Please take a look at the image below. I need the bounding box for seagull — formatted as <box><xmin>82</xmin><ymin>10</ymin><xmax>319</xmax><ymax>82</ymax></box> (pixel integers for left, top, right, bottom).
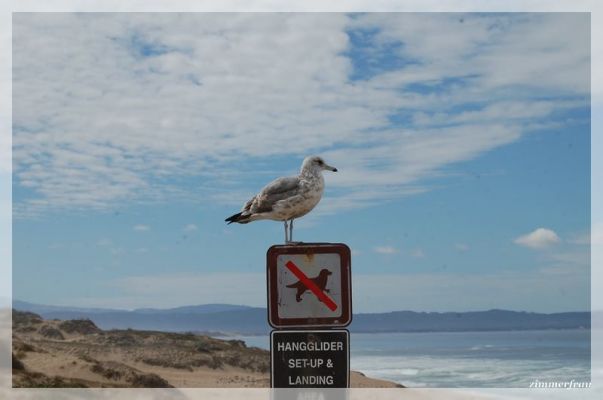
<box><xmin>225</xmin><ymin>156</ymin><xmax>337</xmax><ymax>243</ymax></box>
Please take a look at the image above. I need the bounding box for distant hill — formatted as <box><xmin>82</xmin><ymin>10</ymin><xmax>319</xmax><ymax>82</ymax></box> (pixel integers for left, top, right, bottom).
<box><xmin>13</xmin><ymin>300</ymin><xmax>590</xmax><ymax>335</ymax></box>
<box><xmin>13</xmin><ymin>300</ymin><xmax>252</xmax><ymax>315</ymax></box>
<box><xmin>351</xmin><ymin>309</ymin><xmax>590</xmax><ymax>333</ymax></box>
<box><xmin>12</xmin><ymin>300</ymin><xmax>123</xmax><ymax>315</ymax></box>
<box><xmin>14</xmin><ymin>300</ymin><xmax>267</xmax><ymax>334</ymax></box>
<box><xmin>133</xmin><ymin>304</ymin><xmax>253</xmax><ymax>314</ymax></box>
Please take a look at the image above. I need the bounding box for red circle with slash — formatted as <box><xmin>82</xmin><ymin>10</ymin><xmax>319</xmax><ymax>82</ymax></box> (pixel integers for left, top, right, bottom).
<box><xmin>267</xmin><ymin>243</ymin><xmax>352</xmax><ymax>328</ymax></box>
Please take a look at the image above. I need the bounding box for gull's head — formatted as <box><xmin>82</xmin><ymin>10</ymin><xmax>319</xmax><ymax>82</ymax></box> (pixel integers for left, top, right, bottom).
<box><xmin>301</xmin><ymin>156</ymin><xmax>338</xmax><ymax>174</ymax></box>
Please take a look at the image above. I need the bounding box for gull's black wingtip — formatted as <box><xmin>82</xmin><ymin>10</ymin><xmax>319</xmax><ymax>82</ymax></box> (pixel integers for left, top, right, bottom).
<box><xmin>225</xmin><ymin>212</ymin><xmax>243</xmax><ymax>224</ymax></box>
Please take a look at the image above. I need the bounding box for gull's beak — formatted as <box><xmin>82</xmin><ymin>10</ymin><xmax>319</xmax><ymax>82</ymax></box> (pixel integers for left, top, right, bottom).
<box><xmin>326</xmin><ymin>164</ymin><xmax>337</xmax><ymax>172</ymax></box>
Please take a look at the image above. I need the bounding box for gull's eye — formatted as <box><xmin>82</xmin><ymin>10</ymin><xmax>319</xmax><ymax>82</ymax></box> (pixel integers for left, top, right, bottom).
<box><xmin>317</xmin><ymin>159</ymin><xmax>324</xmax><ymax>165</ymax></box>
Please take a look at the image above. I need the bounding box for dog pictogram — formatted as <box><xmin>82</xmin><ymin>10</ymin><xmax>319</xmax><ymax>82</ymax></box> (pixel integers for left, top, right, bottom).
<box><xmin>286</xmin><ymin>268</ymin><xmax>332</xmax><ymax>302</ymax></box>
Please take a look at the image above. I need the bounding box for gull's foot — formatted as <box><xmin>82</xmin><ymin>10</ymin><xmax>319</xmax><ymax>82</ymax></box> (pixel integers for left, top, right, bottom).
<box><xmin>285</xmin><ymin>241</ymin><xmax>304</xmax><ymax>246</ymax></box>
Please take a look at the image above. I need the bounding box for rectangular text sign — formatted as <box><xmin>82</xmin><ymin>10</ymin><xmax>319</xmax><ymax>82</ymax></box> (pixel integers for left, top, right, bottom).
<box><xmin>271</xmin><ymin>330</ymin><xmax>349</xmax><ymax>388</ymax></box>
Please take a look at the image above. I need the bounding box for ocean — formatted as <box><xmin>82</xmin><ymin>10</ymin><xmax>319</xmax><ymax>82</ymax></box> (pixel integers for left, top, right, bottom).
<box><xmin>220</xmin><ymin>329</ymin><xmax>591</xmax><ymax>388</ymax></box>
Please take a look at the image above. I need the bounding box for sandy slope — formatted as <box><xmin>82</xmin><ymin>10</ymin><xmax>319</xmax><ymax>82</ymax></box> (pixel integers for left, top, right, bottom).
<box><xmin>11</xmin><ymin>310</ymin><xmax>399</xmax><ymax>388</ymax></box>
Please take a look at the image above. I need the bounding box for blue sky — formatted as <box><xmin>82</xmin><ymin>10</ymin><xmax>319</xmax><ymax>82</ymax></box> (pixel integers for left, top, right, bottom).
<box><xmin>11</xmin><ymin>13</ymin><xmax>590</xmax><ymax>312</ymax></box>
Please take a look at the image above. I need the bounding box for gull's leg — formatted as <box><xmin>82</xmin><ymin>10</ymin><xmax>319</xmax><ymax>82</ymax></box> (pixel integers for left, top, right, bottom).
<box><xmin>289</xmin><ymin>219</ymin><xmax>294</xmax><ymax>242</ymax></box>
<box><xmin>284</xmin><ymin>220</ymin><xmax>289</xmax><ymax>243</ymax></box>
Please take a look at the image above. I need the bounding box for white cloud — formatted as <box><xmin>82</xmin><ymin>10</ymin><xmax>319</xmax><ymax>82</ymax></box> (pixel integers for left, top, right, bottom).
<box><xmin>11</xmin><ymin>13</ymin><xmax>589</xmax><ymax>216</ymax></box>
<box><xmin>374</xmin><ymin>246</ymin><xmax>398</xmax><ymax>255</ymax></box>
<box><xmin>183</xmin><ymin>223</ymin><xmax>198</xmax><ymax>232</ymax></box>
<box><xmin>133</xmin><ymin>224</ymin><xmax>150</xmax><ymax>232</ymax></box>
<box><xmin>514</xmin><ymin>227</ymin><xmax>561</xmax><ymax>249</ymax></box>
<box><xmin>355</xmin><ymin>13</ymin><xmax>589</xmax><ymax>94</ymax></box>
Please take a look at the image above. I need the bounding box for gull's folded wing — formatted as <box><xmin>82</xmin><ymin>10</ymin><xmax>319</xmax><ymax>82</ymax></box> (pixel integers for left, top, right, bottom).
<box><xmin>251</xmin><ymin>176</ymin><xmax>301</xmax><ymax>213</ymax></box>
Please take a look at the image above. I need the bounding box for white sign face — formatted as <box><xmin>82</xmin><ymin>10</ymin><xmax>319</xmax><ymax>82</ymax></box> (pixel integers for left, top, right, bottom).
<box><xmin>267</xmin><ymin>243</ymin><xmax>351</xmax><ymax>328</ymax></box>
<box><xmin>276</xmin><ymin>253</ymin><xmax>343</xmax><ymax>319</ymax></box>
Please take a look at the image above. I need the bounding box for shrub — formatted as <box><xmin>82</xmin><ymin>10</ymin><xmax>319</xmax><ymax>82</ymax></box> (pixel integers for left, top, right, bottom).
<box><xmin>129</xmin><ymin>373</ymin><xmax>173</xmax><ymax>388</ymax></box>
<box><xmin>38</xmin><ymin>325</ymin><xmax>64</xmax><ymax>340</ymax></box>
<box><xmin>58</xmin><ymin>319</ymin><xmax>100</xmax><ymax>335</ymax></box>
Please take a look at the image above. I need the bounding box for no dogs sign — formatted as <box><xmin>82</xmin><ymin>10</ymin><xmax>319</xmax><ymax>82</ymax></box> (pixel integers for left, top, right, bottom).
<box><xmin>267</xmin><ymin>243</ymin><xmax>351</xmax><ymax>328</ymax></box>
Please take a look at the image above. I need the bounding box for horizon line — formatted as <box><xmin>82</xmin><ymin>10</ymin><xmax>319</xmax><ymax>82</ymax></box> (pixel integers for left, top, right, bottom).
<box><xmin>11</xmin><ymin>298</ymin><xmax>593</xmax><ymax>315</ymax></box>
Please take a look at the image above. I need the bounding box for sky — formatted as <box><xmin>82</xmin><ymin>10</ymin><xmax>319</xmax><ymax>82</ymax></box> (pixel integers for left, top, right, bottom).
<box><xmin>11</xmin><ymin>12</ymin><xmax>591</xmax><ymax>313</ymax></box>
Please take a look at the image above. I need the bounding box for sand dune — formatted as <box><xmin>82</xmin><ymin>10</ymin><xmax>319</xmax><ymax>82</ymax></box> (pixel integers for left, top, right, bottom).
<box><xmin>11</xmin><ymin>310</ymin><xmax>399</xmax><ymax>388</ymax></box>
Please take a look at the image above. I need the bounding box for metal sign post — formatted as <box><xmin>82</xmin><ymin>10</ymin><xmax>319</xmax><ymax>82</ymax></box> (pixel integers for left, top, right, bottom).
<box><xmin>268</xmin><ymin>243</ymin><xmax>352</xmax><ymax>388</ymax></box>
